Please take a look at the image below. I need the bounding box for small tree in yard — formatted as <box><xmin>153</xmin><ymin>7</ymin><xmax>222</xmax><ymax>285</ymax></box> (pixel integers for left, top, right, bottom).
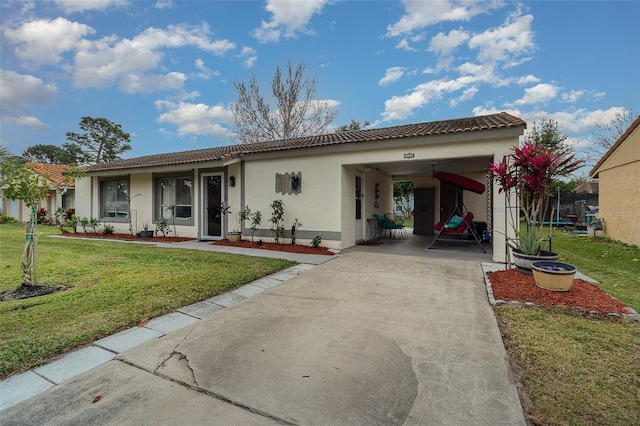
<box><xmin>1</xmin><ymin>164</ymin><xmax>85</xmax><ymax>288</ymax></box>
<box><xmin>269</xmin><ymin>200</ymin><xmax>285</xmax><ymax>244</ymax></box>
<box><xmin>1</xmin><ymin>165</ymin><xmax>51</xmax><ymax>287</ymax></box>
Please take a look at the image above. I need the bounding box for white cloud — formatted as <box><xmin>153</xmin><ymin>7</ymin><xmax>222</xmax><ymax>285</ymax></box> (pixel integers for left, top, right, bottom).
<box><xmin>472</xmin><ymin>105</ymin><xmax>628</xmax><ymax>136</ymax></box>
<box><xmin>516</xmin><ymin>74</ymin><xmax>540</xmax><ymax>85</ymax></box>
<box><xmin>381</xmin><ymin>75</ymin><xmax>481</xmax><ymax>121</ymax></box>
<box><xmin>7</xmin><ymin>115</ymin><xmax>50</xmax><ymax>131</ymax></box>
<box><xmin>562</xmin><ymin>90</ymin><xmax>584</xmax><ymax>103</ymax></box>
<box><xmin>119</xmin><ymin>72</ymin><xmax>187</xmax><ymax>94</ymax></box>
<box><xmin>73</xmin><ymin>24</ymin><xmax>235</xmax><ymax>92</ymax></box>
<box><xmin>468</xmin><ymin>13</ymin><xmax>535</xmax><ymax>64</ymax></box>
<box><xmin>514</xmin><ymin>83</ymin><xmax>558</xmax><ymax>105</ymax></box>
<box><xmin>153</xmin><ymin>0</ymin><xmax>174</xmax><ymax>9</ymax></box>
<box><xmin>237</xmin><ymin>46</ymin><xmax>258</xmax><ymax>68</ymax></box>
<box><xmin>449</xmin><ymin>86</ymin><xmax>478</xmax><ymax>107</ymax></box>
<box><xmin>387</xmin><ymin>0</ymin><xmax>503</xmax><ymax>37</ymax></box>
<box><xmin>53</xmin><ymin>0</ymin><xmax>128</xmax><ymax>13</ymax></box>
<box><xmin>0</xmin><ymin>70</ymin><xmax>57</xmax><ymax>124</ymax></box>
<box><xmin>155</xmin><ymin>100</ymin><xmax>234</xmax><ymax>139</ymax></box>
<box><xmin>3</xmin><ymin>17</ymin><xmax>95</xmax><ymax>67</ymax></box>
<box><xmin>379</xmin><ymin>67</ymin><xmax>406</xmax><ymax>86</ymax></box>
<box><xmin>252</xmin><ymin>0</ymin><xmax>331</xmax><ymax>43</ymax></box>
<box><xmin>429</xmin><ymin>29</ymin><xmax>469</xmax><ymax>56</ymax></box>
<box><xmin>395</xmin><ymin>38</ymin><xmax>416</xmax><ymax>52</ymax></box>
<box><xmin>194</xmin><ymin>58</ymin><xmax>219</xmax><ymax>80</ymax></box>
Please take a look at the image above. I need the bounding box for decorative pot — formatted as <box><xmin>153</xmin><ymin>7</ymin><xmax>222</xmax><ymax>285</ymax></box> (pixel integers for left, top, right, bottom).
<box><xmin>227</xmin><ymin>232</ymin><xmax>241</xmax><ymax>243</ymax></box>
<box><xmin>512</xmin><ymin>249</ymin><xmax>559</xmax><ymax>275</ymax></box>
<box><xmin>531</xmin><ymin>261</ymin><xmax>576</xmax><ymax>292</ymax></box>
<box><xmin>140</xmin><ymin>230</ymin><xmax>155</xmax><ymax>238</ymax></box>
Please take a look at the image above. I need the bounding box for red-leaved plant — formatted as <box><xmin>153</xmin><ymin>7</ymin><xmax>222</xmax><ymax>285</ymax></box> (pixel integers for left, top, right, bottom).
<box><xmin>489</xmin><ymin>141</ymin><xmax>582</xmax><ymax>254</ymax></box>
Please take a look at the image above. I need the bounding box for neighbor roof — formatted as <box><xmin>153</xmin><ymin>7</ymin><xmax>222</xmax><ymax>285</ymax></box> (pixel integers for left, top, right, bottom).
<box><xmin>27</xmin><ymin>163</ymin><xmax>74</xmax><ymax>187</ymax></box>
<box><xmin>89</xmin><ymin>112</ymin><xmax>525</xmax><ymax>173</ymax></box>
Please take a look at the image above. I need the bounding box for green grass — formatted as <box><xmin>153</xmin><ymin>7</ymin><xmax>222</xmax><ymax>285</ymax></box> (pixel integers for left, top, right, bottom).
<box><xmin>497</xmin><ymin>230</ymin><xmax>640</xmax><ymax>425</ymax></box>
<box><xmin>0</xmin><ymin>223</ymin><xmax>295</xmax><ymax>379</ymax></box>
<box><xmin>551</xmin><ymin>230</ymin><xmax>640</xmax><ymax>311</ymax></box>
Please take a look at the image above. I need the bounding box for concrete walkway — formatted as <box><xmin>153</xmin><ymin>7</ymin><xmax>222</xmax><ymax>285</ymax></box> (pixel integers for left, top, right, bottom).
<box><xmin>1</xmin><ymin>244</ymin><xmax>526</xmax><ymax>425</ymax></box>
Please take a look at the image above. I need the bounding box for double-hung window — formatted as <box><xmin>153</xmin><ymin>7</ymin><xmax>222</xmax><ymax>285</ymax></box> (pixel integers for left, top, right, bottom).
<box><xmin>101</xmin><ymin>178</ymin><xmax>129</xmax><ymax>220</ymax></box>
<box><xmin>157</xmin><ymin>175</ymin><xmax>193</xmax><ymax>224</ymax></box>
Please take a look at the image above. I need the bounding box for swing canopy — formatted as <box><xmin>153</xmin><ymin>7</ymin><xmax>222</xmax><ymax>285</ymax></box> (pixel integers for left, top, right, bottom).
<box><xmin>433</xmin><ymin>171</ymin><xmax>485</xmax><ymax>194</ymax></box>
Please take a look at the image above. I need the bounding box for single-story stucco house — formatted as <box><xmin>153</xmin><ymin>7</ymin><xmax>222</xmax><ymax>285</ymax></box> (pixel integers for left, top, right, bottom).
<box><xmin>1</xmin><ymin>162</ymin><xmax>76</xmax><ymax>222</ymax></box>
<box><xmin>75</xmin><ymin>112</ymin><xmax>526</xmax><ymax>262</ymax></box>
<box><xmin>590</xmin><ymin>114</ymin><xmax>640</xmax><ymax>247</ymax></box>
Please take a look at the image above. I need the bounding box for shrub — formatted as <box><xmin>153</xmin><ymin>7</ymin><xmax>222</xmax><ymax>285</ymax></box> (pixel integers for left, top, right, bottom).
<box><xmin>103</xmin><ymin>224</ymin><xmax>114</xmax><ymax>234</ymax></box>
<box><xmin>0</xmin><ymin>215</ymin><xmax>16</xmax><ymax>224</ymax></box>
<box><xmin>311</xmin><ymin>234</ymin><xmax>322</xmax><ymax>248</ymax></box>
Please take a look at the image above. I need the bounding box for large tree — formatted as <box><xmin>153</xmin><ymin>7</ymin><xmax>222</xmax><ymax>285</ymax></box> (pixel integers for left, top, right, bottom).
<box><xmin>527</xmin><ymin>119</ymin><xmax>572</xmax><ymax>156</ymax></box>
<box><xmin>65</xmin><ymin>117</ymin><xmax>131</xmax><ymax>164</ymax></box>
<box><xmin>587</xmin><ymin>109</ymin><xmax>637</xmax><ymax>166</ymax></box>
<box><xmin>22</xmin><ymin>143</ymin><xmax>82</xmax><ymax>164</ymax></box>
<box><xmin>232</xmin><ymin>60</ymin><xmax>337</xmax><ymax>144</ymax></box>
<box><xmin>335</xmin><ymin>119</ymin><xmax>370</xmax><ymax>132</ymax></box>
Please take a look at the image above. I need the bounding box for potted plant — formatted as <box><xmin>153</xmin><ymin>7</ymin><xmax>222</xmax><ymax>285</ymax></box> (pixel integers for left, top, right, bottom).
<box><xmin>140</xmin><ymin>220</ymin><xmax>154</xmax><ymax>238</ymax></box>
<box><xmin>489</xmin><ymin>141</ymin><xmax>581</xmax><ymax>274</ymax></box>
<box><xmin>531</xmin><ymin>260</ymin><xmax>577</xmax><ymax>291</ymax></box>
<box><xmin>220</xmin><ymin>203</ymin><xmax>241</xmax><ymax>242</ymax></box>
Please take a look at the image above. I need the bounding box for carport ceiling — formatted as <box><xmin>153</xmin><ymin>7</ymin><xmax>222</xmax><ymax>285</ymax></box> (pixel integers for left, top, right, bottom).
<box><xmin>366</xmin><ymin>155</ymin><xmax>494</xmax><ymax>179</ymax></box>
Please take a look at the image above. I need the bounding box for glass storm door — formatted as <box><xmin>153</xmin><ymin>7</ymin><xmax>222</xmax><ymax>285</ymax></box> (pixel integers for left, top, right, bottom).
<box><xmin>202</xmin><ymin>174</ymin><xmax>223</xmax><ymax>239</ymax></box>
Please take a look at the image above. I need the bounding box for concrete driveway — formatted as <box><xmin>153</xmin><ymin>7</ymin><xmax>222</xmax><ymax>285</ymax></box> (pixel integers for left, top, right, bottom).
<box><xmin>1</xmin><ymin>249</ymin><xmax>525</xmax><ymax>425</ymax></box>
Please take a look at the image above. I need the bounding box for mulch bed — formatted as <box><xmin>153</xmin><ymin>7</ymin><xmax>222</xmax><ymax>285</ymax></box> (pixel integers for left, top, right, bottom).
<box><xmin>488</xmin><ymin>268</ymin><xmax>631</xmax><ymax>316</ymax></box>
<box><xmin>59</xmin><ymin>233</ymin><xmax>195</xmax><ymax>243</ymax></box>
<box><xmin>213</xmin><ymin>239</ymin><xmax>335</xmax><ymax>256</ymax></box>
<box><xmin>1</xmin><ymin>283</ymin><xmax>67</xmax><ymax>301</ymax></box>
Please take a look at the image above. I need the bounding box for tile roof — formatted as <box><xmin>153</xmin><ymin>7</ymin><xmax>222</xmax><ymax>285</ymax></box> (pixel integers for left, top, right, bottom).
<box><xmin>89</xmin><ymin>112</ymin><xmax>525</xmax><ymax>173</ymax></box>
<box><xmin>27</xmin><ymin>163</ymin><xmax>74</xmax><ymax>187</ymax></box>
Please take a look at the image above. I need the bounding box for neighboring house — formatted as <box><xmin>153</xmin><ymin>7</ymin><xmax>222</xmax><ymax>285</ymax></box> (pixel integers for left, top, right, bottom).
<box><xmin>0</xmin><ymin>163</ymin><xmax>76</xmax><ymax>222</ymax></box>
<box><xmin>590</xmin><ymin>115</ymin><xmax>640</xmax><ymax>247</ymax></box>
<box><xmin>75</xmin><ymin>112</ymin><xmax>526</xmax><ymax>262</ymax></box>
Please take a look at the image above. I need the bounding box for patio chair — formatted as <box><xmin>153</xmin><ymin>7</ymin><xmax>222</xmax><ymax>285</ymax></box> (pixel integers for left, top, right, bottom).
<box><xmin>373</xmin><ymin>214</ymin><xmax>406</xmax><ymax>239</ymax></box>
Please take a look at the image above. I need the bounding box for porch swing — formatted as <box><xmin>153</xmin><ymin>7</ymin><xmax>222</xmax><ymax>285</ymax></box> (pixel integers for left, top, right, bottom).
<box><xmin>427</xmin><ymin>171</ymin><xmax>487</xmax><ymax>253</ymax></box>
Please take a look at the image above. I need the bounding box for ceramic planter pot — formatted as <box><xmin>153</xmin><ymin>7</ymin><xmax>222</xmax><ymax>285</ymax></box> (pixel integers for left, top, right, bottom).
<box><xmin>227</xmin><ymin>232</ymin><xmax>241</xmax><ymax>242</ymax></box>
<box><xmin>512</xmin><ymin>249</ymin><xmax>559</xmax><ymax>275</ymax></box>
<box><xmin>531</xmin><ymin>261</ymin><xmax>577</xmax><ymax>291</ymax></box>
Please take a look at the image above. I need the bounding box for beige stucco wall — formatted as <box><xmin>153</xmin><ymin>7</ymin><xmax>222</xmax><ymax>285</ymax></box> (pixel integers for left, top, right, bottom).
<box><xmin>597</xmin><ymin>160</ymin><xmax>640</xmax><ymax>247</ymax></box>
<box><xmin>593</xmin><ymin>120</ymin><xmax>639</xmax><ymax>247</ymax></box>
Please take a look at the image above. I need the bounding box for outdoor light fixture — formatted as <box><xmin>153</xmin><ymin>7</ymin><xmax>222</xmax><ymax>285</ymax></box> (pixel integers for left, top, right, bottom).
<box><xmin>229</xmin><ymin>176</ymin><xmax>236</xmax><ymax>187</ymax></box>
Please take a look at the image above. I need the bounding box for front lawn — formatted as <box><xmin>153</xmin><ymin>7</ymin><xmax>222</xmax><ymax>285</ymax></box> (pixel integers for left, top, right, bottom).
<box><xmin>497</xmin><ymin>230</ymin><xmax>640</xmax><ymax>425</ymax></box>
<box><xmin>0</xmin><ymin>223</ymin><xmax>295</xmax><ymax>379</ymax></box>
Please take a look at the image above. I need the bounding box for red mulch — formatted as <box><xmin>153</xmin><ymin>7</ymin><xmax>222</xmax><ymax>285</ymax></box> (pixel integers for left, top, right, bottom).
<box><xmin>59</xmin><ymin>232</ymin><xmax>196</xmax><ymax>243</ymax></box>
<box><xmin>488</xmin><ymin>269</ymin><xmax>630</xmax><ymax>316</ymax></box>
<box><xmin>213</xmin><ymin>239</ymin><xmax>334</xmax><ymax>256</ymax></box>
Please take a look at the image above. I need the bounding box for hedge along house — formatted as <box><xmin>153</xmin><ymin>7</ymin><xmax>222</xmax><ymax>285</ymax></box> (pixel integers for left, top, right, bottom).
<box><xmin>74</xmin><ymin>112</ymin><xmax>525</xmax><ymax>262</ymax></box>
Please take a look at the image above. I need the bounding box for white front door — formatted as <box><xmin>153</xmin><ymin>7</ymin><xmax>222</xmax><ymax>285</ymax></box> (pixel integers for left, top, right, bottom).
<box><xmin>201</xmin><ymin>173</ymin><xmax>224</xmax><ymax>240</ymax></box>
<box><xmin>355</xmin><ymin>173</ymin><xmax>363</xmax><ymax>241</ymax></box>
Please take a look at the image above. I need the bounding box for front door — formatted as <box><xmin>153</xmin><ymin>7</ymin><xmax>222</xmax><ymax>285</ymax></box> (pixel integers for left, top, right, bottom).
<box><xmin>355</xmin><ymin>174</ymin><xmax>363</xmax><ymax>241</ymax></box>
<box><xmin>201</xmin><ymin>173</ymin><xmax>224</xmax><ymax>240</ymax></box>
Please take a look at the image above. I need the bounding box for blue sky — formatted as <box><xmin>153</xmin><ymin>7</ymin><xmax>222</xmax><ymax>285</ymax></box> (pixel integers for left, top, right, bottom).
<box><xmin>1</xmin><ymin>0</ymin><xmax>638</xmax><ymax>165</ymax></box>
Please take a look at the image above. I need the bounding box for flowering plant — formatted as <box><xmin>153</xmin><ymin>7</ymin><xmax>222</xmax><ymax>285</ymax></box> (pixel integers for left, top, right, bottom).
<box><xmin>489</xmin><ymin>141</ymin><xmax>582</xmax><ymax>254</ymax></box>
